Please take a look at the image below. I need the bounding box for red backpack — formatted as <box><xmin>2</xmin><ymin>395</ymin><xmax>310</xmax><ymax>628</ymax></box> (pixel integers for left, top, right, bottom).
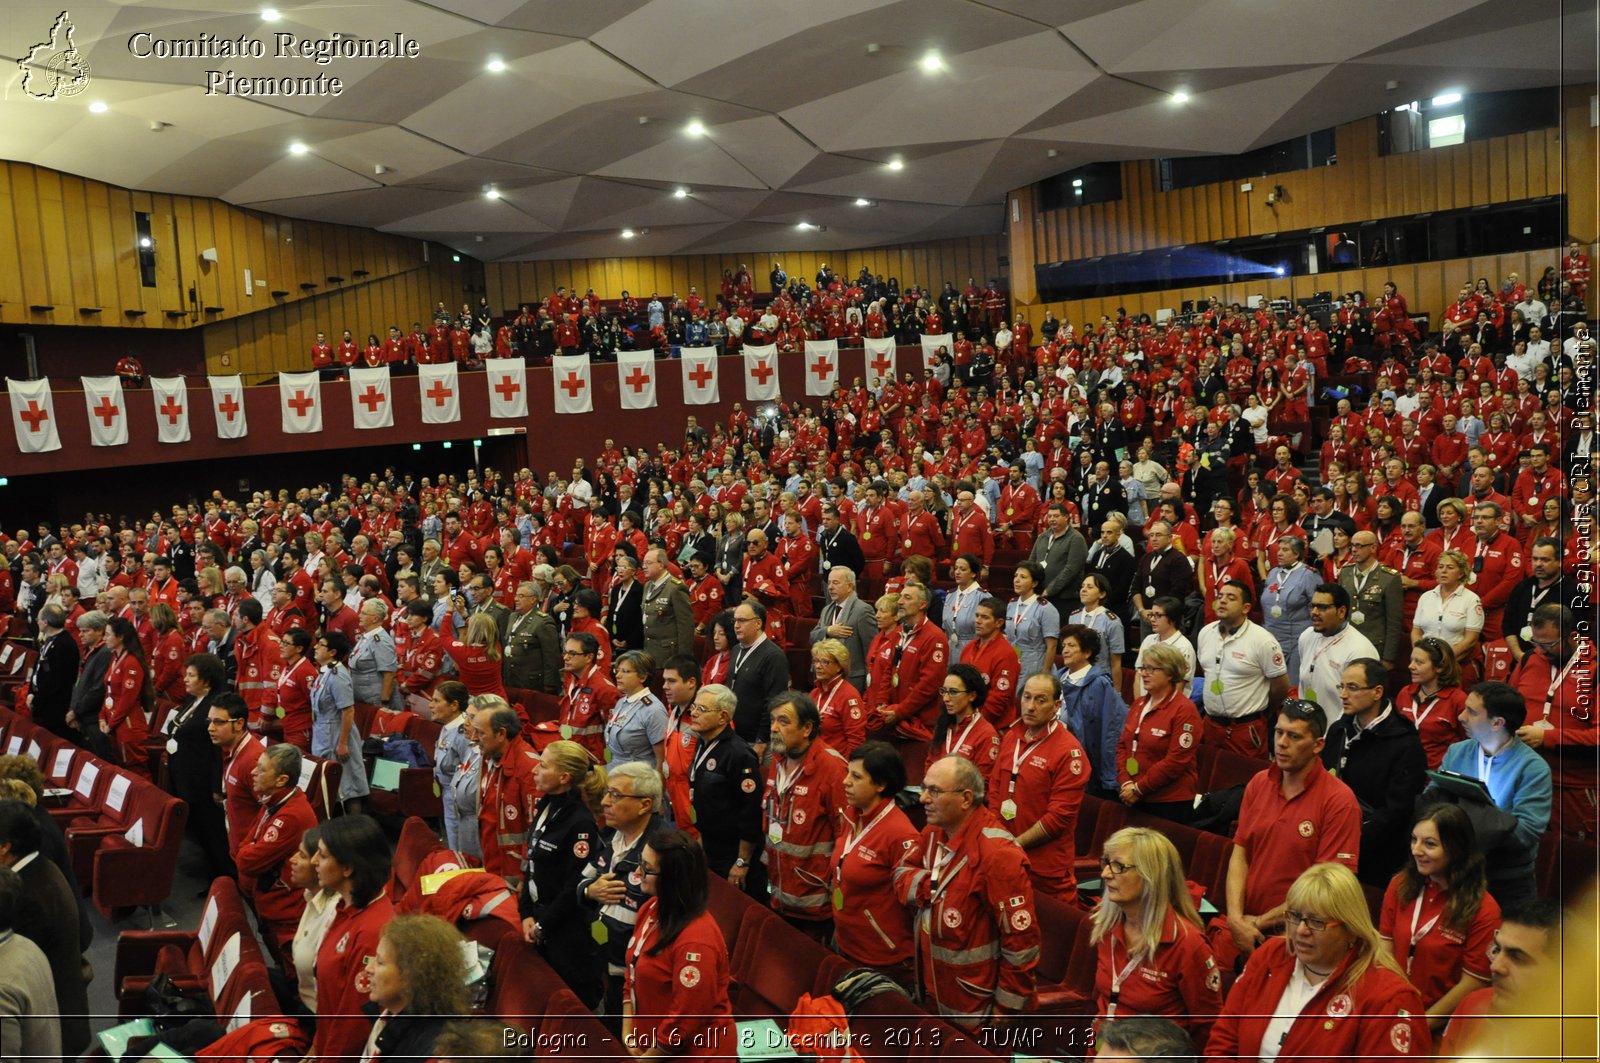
<box><xmin>787</xmin><ymin>993</ymin><xmax>861</xmax><ymax>1063</ymax></box>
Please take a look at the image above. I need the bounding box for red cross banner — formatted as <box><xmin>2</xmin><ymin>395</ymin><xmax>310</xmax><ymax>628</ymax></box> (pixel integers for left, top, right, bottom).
<box><xmin>864</xmin><ymin>337</ymin><xmax>897</xmax><ymax>390</ymax></box>
<box><xmin>150</xmin><ymin>376</ymin><xmax>190</xmax><ymax>444</ymax></box>
<box><xmin>920</xmin><ymin>333</ymin><xmax>953</xmax><ymax>372</ymax></box>
<box><xmin>348</xmin><ymin>366</ymin><xmax>394</xmax><ymax>430</ymax></box>
<box><xmin>804</xmin><ymin>339</ymin><xmax>839</xmax><ymax>397</ymax></box>
<box><xmin>617</xmin><ymin>351</ymin><xmax>657</xmax><ymax>411</ymax></box>
<box><xmin>81</xmin><ymin>376</ymin><xmax>129</xmax><ymax>447</ymax></box>
<box><xmin>207</xmin><ymin>375</ymin><xmax>248</xmax><ymax>439</ymax></box>
<box><xmin>552</xmin><ymin>353</ymin><xmax>592</xmax><ymax>414</ymax></box>
<box><xmin>418</xmin><ymin>363</ymin><xmax>460</xmax><ymax>425</ymax></box>
<box><xmin>743</xmin><ymin>344</ymin><xmax>780</xmax><ymax>402</ymax></box>
<box><xmin>485</xmin><ymin>357</ymin><xmax>527</xmax><ymax>419</ymax></box>
<box><xmin>680</xmin><ymin>347</ymin><xmax>718</xmax><ymax>406</ymax></box>
<box><xmin>7</xmin><ymin>376</ymin><xmax>61</xmax><ymax>454</ymax></box>
<box><xmin>278</xmin><ymin>371</ymin><xmax>323</xmax><ymax>434</ymax></box>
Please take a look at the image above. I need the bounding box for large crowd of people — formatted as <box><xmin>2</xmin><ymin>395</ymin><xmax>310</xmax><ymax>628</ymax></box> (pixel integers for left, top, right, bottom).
<box><xmin>0</xmin><ymin>243</ymin><xmax>1594</xmax><ymax>1062</ymax></box>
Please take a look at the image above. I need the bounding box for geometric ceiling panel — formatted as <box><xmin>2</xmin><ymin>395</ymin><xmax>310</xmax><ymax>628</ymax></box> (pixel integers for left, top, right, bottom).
<box><xmin>0</xmin><ymin>0</ymin><xmax>1588</xmax><ymax>261</ymax></box>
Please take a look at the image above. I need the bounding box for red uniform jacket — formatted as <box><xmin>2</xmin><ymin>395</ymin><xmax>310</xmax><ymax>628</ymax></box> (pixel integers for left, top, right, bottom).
<box><xmin>893</xmin><ymin>804</ymin><xmax>1039</xmax><ymax>1028</ymax></box>
<box><xmin>762</xmin><ymin>739</ymin><xmax>848</xmax><ymax>921</ymax></box>
<box><xmin>900</xmin><ymin>509</ymin><xmax>947</xmax><ymax>562</ymax></box>
<box><xmin>623</xmin><ymin>904</ymin><xmax>735</xmax><ymax>1060</ymax></box>
<box><xmin>960</xmin><ymin>634</ymin><xmax>1020</xmax><ymax>730</ymax></box>
<box><xmin>313</xmin><ymin>894</ymin><xmax>396</xmax><ymax>1063</ymax></box>
<box><xmin>775</xmin><ymin>534</ymin><xmax>817</xmax><ymax>612</ymax></box>
<box><xmin>560</xmin><ymin>665</ymin><xmax>619</xmax><ymax>761</ymax></box>
<box><xmin>397</xmin><ymin>626</ymin><xmax>445</xmax><ymax>697</ymax></box>
<box><xmin>740</xmin><ymin>551</ymin><xmax>790</xmax><ymax>622</ymax></box>
<box><xmin>235</xmin><ymin>787</ymin><xmax>317</xmax><ymax>946</ymax></box>
<box><xmin>831</xmin><ymin>800</ymin><xmax>921</xmax><ymax>968</ymax></box>
<box><xmin>234</xmin><ymin>625</ymin><xmax>281</xmax><ymax>729</ymax></box>
<box><xmin>948</xmin><ymin>507</ymin><xmax>995</xmax><ymax>566</ymax></box>
<box><xmin>813</xmin><ymin>677</ymin><xmax>867</xmax><ymax>758</ymax></box>
<box><xmin>151</xmin><ymin>629</ymin><xmax>186</xmax><ymax>701</ymax></box>
<box><xmin>1510</xmin><ymin>638</ymin><xmax>1598</xmax><ymax>790</ymax></box>
<box><xmin>855</xmin><ymin>504</ymin><xmax>891</xmax><ymax>562</ymax></box>
<box><xmin>688</xmin><ymin>575</ymin><xmax>724</xmax><ymax>629</ymax></box>
<box><xmin>275</xmin><ymin>658</ymin><xmax>317</xmax><ymax>751</ymax></box>
<box><xmin>1381</xmin><ymin>539</ymin><xmax>1442</xmax><ymax>629</ymax></box>
<box><xmin>221</xmin><ymin>733</ymin><xmax>265</xmax><ymax>856</ymax></box>
<box><xmin>478</xmin><ymin>733</ymin><xmax>541</xmax><ymax>887</ymax></box>
<box><xmin>990</xmin><ymin>721</ymin><xmax>1088</xmax><ymax>897</ymax></box>
<box><xmin>927</xmin><ymin>712</ymin><xmax>1001</xmax><ymax>777</ymax></box>
<box><xmin>1393</xmin><ymin>684</ymin><xmax>1467</xmax><ymax>771</ymax></box>
<box><xmin>102</xmin><ymin>649</ymin><xmax>149</xmax><ymax>753</ymax></box>
<box><xmin>1094</xmin><ymin>911</ymin><xmax>1223</xmax><ymax>1048</ymax></box>
<box><xmin>1469</xmin><ymin>532</ymin><xmax>1524</xmax><ymax>638</ymax></box>
<box><xmin>1207</xmin><ymin>943</ymin><xmax>1431</xmax><ymax>1062</ymax></box>
<box><xmin>662</xmin><ymin>709</ymin><xmax>699</xmax><ymax>840</ymax></box>
<box><xmin>1116</xmin><ymin>691</ymin><xmax>1202</xmax><ymax>805</ymax></box>
<box><xmin>870</xmin><ymin>618</ymin><xmax>948</xmax><ymax>741</ymax></box>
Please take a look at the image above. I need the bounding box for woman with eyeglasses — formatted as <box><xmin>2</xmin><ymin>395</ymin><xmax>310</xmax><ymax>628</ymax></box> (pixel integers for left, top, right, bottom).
<box><xmin>927</xmin><ymin>663</ymin><xmax>1001</xmax><ymax>776</ymax></box>
<box><xmin>1208</xmin><ymin>862</ymin><xmax>1431</xmax><ymax>1062</ymax></box>
<box><xmin>1116</xmin><ymin>644</ymin><xmax>1202</xmax><ymax>821</ymax></box>
<box><xmin>623</xmin><ymin>830</ymin><xmax>735</xmax><ymax>1060</ymax></box>
<box><xmin>810</xmin><ymin>638</ymin><xmax>866</xmax><ymax>757</ymax></box>
<box><xmin>1133</xmin><ymin>596</ymin><xmax>1195</xmax><ymax>699</ymax></box>
<box><xmin>1395</xmin><ymin>638</ymin><xmax>1467</xmax><ymax>770</ymax></box>
<box><xmin>1091</xmin><ymin>828</ymin><xmax>1222</xmax><ymax>1048</ymax></box>
<box><xmin>1378</xmin><ymin>805</ymin><xmax>1500</xmax><ymax>1033</ymax></box>
<box><xmin>520</xmin><ymin>739</ymin><xmax>608</xmax><ymax>1007</ymax></box>
<box><xmin>1411</xmin><ymin>550</ymin><xmax>1482</xmax><ymax>685</ymax></box>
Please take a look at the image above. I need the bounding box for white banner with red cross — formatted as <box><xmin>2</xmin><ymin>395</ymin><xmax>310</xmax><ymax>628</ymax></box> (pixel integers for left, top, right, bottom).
<box><xmin>485</xmin><ymin>357</ymin><xmax>527</xmax><ymax>419</ymax></box>
<box><xmin>804</xmin><ymin>339</ymin><xmax>839</xmax><ymax>396</ymax></box>
<box><xmin>81</xmin><ymin>376</ymin><xmax>129</xmax><ymax>447</ymax></box>
<box><xmin>617</xmin><ymin>351</ymin><xmax>657</xmax><ymax>410</ymax></box>
<box><xmin>418</xmin><ymin>362</ymin><xmax>460</xmax><ymax>424</ymax></box>
<box><xmin>208</xmin><ymin>376</ymin><xmax>248</xmax><ymax>439</ymax></box>
<box><xmin>348</xmin><ymin>366</ymin><xmax>394</xmax><ymax>430</ymax></box>
<box><xmin>680</xmin><ymin>347</ymin><xmax>719</xmax><ymax>406</ymax></box>
<box><xmin>743</xmin><ymin>344</ymin><xmax>780</xmax><ymax>402</ymax></box>
<box><xmin>278</xmin><ymin>371</ymin><xmax>322</xmax><ymax>434</ymax></box>
<box><xmin>150</xmin><ymin>376</ymin><xmax>190</xmax><ymax>444</ymax></box>
<box><xmin>864</xmin><ymin>336</ymin><xmax>896</xmax><ymax>390</ymax></box>
<box><xmin>552</xmin><ymin>353</ymin><xmax>593</xmax><ymax>414</ymax></box>
<box><xmin>7</xmin><ymin>376</ymin><xmax>61</xmax><ymax>454</ymax></box>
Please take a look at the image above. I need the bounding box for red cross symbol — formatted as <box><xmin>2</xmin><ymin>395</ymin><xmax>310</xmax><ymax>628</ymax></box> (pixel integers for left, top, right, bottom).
<box><xmin>357</xmin><ymin>385</ymin><xmax>386</xmax><ymax>413</ymax></box>
<box><xmin>624</xmin><ymin>365</ymin><xmax>652</xmax><ymax>394</ymax></box>
<box><xmin>559</xmin><ymin>372</ymin><xmax>586</xmax><ymax>399</ymax></box>
<box><xmin>158</xmin><ymin>396</ymin><xmax>184</xmax><ymax>425</ymax></box>
<box><xmin>809</xmin><ymin>354</ymin><xmax>834</xmax><ymax>381</ymax></box>
<box><xmin>750</xmin><ymin>359</ymin><xmax>774</xmax><ymax>386</ymax></box>
<box><xmin>494</xmin><ymin>375</ymin><xmax>521</xmax><ymax>403</ymax></box>
<box><xmin>92</xmin><ymin>397</ymin><xmax>120</xmax><ymax>427</ymax></box>
<box><xmin>217</xmin><ymin>394</ymin><xmax>241</xmax><ymax>422</ymax></box>
<box><xmin>687</xmin><ymin>362</ymin><xmax>714</xmax><ymax>390</ymax></box>
<box><xmin>425</xmin><ymin>380</ymin><xmax>453</xmax><ymax>407</ymax></box>
<box><xmin>287</xmin><ymin>390</ymin><xmax>315</xmax><ymax>417</ymax></box>
<box><xmin>870</xmin><ymin>350</ymin><xmax>893</xmax><ymax>378</ymax></box>
<box><xmin>18</xmin><ymin>400</ymin><xmax>48</xmax><ymax>433</ymax></box>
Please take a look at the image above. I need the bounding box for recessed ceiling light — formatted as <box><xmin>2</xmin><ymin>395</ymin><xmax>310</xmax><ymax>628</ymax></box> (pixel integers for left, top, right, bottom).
<box><xmin>886</xmin><ymin>158</ymin><xmax>904</xmax><ymax>171</ymax></box>
<box><xmin>1170</xmin><ymin>90</ymin><xmax>1191</xmax><ymax>104</ymax></box>
<box><xmin>685</xmin><ymin>120</ymin><xmax>707</xmax><ymax>137</ymax></box>
<box><xmin>796</xmin><ymin>222</ymin><xmax>816</xmax><ymax>231</ymax></box>
<box><xmin>674</xmin><ymin>187</ymin><xmax>689</xmax><ymax>199</ymax></box>
<box><xmin>1071</xmin><ymin>178</ymin><xmax>1083</xmax><ymax>188</ymax></box>
<box><xmin>1433</xmin><ymin>91</ymin><xmax>1462</xmax><ymax>106</ymax></box>
<box><xmin>920</xmin><ymin>51</ymin><xmax>944</xmax><ymax>73</ymax></box>
<box><xmin>484</xmin><ymin>186</ymin><xmax>501</xmax><ymax>199</ymax></box>
<box><xmin>621</xmin><ymin>229</ymin><xmax>636</xmax><ymax>239</ymax></box>
<box><xmin>89</xmin><ymin>101</ymin><xmax>108</xmax><ymax>113</ymax></box>
<box><xmin>288</xmin><ymin>141</ymin><xmax>308</xmax><ymax>155</ymax></box>
<box><xmin>486</xmin><ymin>58</ymin><xmax>507</xmax><ymax>73</ymax></box>
<box><xmin>854</xmin><ymin>198</ymin><xmax>871</xmax><ymax>207</ymax></box>
<box><xmin>138</xmin><ymin>236</ymin><xmax>153</xmax><ymax>249</ymax></box>
<box><xmin>261</xmin><ymin>8</ymin><xmax>281</xmax><ymax>22</ymax></box>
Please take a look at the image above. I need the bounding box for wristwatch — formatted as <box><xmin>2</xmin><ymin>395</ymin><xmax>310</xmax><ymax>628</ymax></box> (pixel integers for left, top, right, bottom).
<box><xmin>733</xmin><ymin>858</ymin><xmax>749</xmax><ymax>868</ymax></box>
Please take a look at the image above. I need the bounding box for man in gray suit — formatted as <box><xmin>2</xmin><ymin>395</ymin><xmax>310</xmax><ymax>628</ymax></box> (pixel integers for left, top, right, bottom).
<box><xmin>640</xmin><ymin>547</ymin><xmax>696</xmax><ymax>665</ymax></box>
<box><xmin>466</xmin><ymin>573</ymin><xmax>511</xmax><ymax>642</ymax></box>
<box><xmin>418</xmin><ymin>538</ymin><xmax>449</xmax><ymax>603</ymax></box>
<box><xmin>809</xmin><ymin>565</ymin><xmax>877</xmax><ymax>694</ymax></box>
<box><xmin>1029</xmin><ymin>502</ymin><xmax>1088</xmax><ymax>604</ymax></box>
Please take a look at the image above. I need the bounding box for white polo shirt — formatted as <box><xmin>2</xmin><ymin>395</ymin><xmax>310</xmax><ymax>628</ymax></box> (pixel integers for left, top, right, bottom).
<box><xmin>1196</xmin><ymin>619</ymin><xmax>1287</xmax><ymax>719</ymax></box>
<box><xmin>1296</xmin><ymin>624</ymin><xmax>1379</xmax><ymax>732</ymax></box>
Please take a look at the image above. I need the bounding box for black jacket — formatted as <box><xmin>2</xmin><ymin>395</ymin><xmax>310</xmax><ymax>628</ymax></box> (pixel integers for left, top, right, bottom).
<box><xmin>728</xmin><ymin>637</ymin><xmax>788</xmax><ymax>743</ymax></box>
<box><xmin>689</xmin><ymin>727</ymin><xmax>764</xmax><ymax>875</ymax></box>
<box><xmin>1321</xmin><ymin>703</ymin><xmax>1428</xmax><ymax>886</ymax></box>
<box><xmin>359</xmin><ymin>1007</ymin><xmax>448</xmax><ymax>1063</ymax></box>
<box><xmin>519</xmin><ymin>789</ymin><xmax>603</xmax><ymax>1000</ymax></box>
<box><xmin>818</xmin><ymin>526</ymin><xmax>866</xmax><ymax>579</ymax></box>
<box><xmin>68</xmin><ymin>643</ymin><xmax>111</xmax><ymax>728</ymax></box>
<box><xmin>606</xmin><ymin>579</ymin><xmax>644</xmax><ymax>654</ymax></box>
<box><xmin>576</xmin><ymin>812</ymin><xmax>665</xmax><ymax>972</ymax></box>
<box><xmin>28</xmin><ymin>630</ymin><xmax>80</xmax><ymax>735</ymax></box>
<box><xmin>166</xmin><ymin>692</ymin><xmax>223</xmax><ymax>807</ymax></box>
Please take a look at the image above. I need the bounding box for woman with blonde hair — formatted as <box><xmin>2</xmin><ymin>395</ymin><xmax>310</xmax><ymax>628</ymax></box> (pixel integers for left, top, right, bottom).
<box><xmin>1412</xmin><ymin>550</ymin><xmax>1483</xmax><ymax>684</ymax></box>
<box><xmin>359</xmin><ymin>914</ymin><xmax>470</xmax><ymax>1063</ymax></box>
<box><xmin>444</xmin><ymin>611</ymin><xmax>508</xmax><ymax>702</ymax></box>
<box><xmin>519</xmin><ymin>739</ymin><xmax>606</xmax><ymax>1007</ymax></box>
<box><xmin>1208</xmin><ymin>862</ymin><xmax>1430</xmax><ymax>1062</ymax></box>
<box><xmin>810</xmin><ymin>637</ymin><xmax>866</xmax><ymax>756</ymax></box>
<box><xmin>863</xmin><ymin>592</ymin><xmax>902</xmax><ymax>710</ymax></box>
<box><xmin>1090</xmin><ymin>827</ymin><xmax>1221</xmax><ymax>1047</ymax></box>
<box><xmin>196</xmin><ymin>565</ymin><xmax>225</xmax><ymax>605</ymax></box>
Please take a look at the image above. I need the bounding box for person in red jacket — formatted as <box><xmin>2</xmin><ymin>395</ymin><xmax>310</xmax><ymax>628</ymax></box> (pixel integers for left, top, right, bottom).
<box><xmin>947</xmin><ymin>487</ymin><xmax>995</xmax><ymax>574</ymax></box>
<box><xmin>996</xmin><ymin>465</ymin><xmax>1041</xmax><ymax>550</ymax></box>
<box><xmin>926</xmin><ymin>662</ymin><xmax>1001</xmax><ymax>777</ymax></box>
<box><xmin>894</xmin><ymin>754</ymin><xmax>1039</xmax><ymax>1029</ymax></box>
<box><xmin>233</xmin><ymin>599</ymin><xmax>281</xmax><ymax>733</ymax></box>
<box><xmin>1116</xmin><ymin>642</ymin><xmax>1202</xmax><ymax>822</ymax></box>
<box><xmin>623</xmin><ymin>831</ymin><xmax>737</xmax><ymax>1060</ymax></box>
<box><xmin>1090</xmin><ymin>827</ymin><xmax>1223</xmax><ymax>1049</ymax></box>
<box><xmin>1510</xmin><ymin>604</ymin><xmax>1597</xmax><ymax>839</ymax></box>
<box><xmin>208</xmin><ymin>692</ymin><xmax>264</xmax><ymax>858</ymax></box>
<box><xmin>774</xmin><ymin>513</ymin><xmax>817</xmax><ymax>616</ymax></box>
<box><xmin>990</xmin><ymin>672</ymin><xmax>1089</xmax><ymax>899</ymax></box>
<box><xmin>476</xmin><ymin>700</ymin><xmax>541</xmax><ymax>890</ymax></box>
<box><xmin>809</xmin><ymin>640</ymin><xmax>866</xmax><ymax>758</ymax></box>
<box><xmin>310</xmin><ymin>331</ymin><xmax>335</xmax><ymax>374</ymax></box>
<box><xmin>854</xmin><ymin>481</ymin><xmax>893</xmax><ymax>599</ymax></box>
<box><xmin>148</xmin><ymin>603</ymin><xmax>187</xmax><ymax>702</ymax></box>
<box><xmin>236</xmin><ymin>743</ymin><xmax>318</xmax><ymax>951</ymax></box>
<box><xmin>762</xmin><ymin>692</ymin><xmax>848</xmax><ymax>937</ymax></box>
<box><xmin>1467</xmin><ymin>502</ymin><xmax>1524</xmax><ymax>641</ymax></box>
<box><xmin>1384</xmin><ymin>513</ymin><xmax>1442</xmax><ymax>636</ymax></box>
<box><xmin>311</xmin><ymin>814</ymin><xmax>395</xmax><ymax>1063</ymax></box>
<box><xmin>101</xmin><ymin>615</ymin><xmax>154</xmax><ymax>774</ymax></box>
<box><xmin>959</xmin><ymin>598</ymin><xmax>1020</xmax><ymax>730</ymax></box>
<box><xmin>274</xmin><ymin>629</ymin><xmax>318</xmax><ymax>753</ymax></box>
<box><xmin>1207</xmin><ymin>862</ymin><xmax>1431</xmax><ymax>1062</ymax></box>
<box><xmin>865</xmin><ymin>583</ymin><xmax>947</xmax><ymax>742</ymax></box>
<box><xmin>560</xmin><ymin>630</ymin><xmax>618</xmax><ymax>761</ymax></box>
<box><xmin>831</xmin><ymin>741</ymin><xmax>921</xmax><ymax>988</ymax></box>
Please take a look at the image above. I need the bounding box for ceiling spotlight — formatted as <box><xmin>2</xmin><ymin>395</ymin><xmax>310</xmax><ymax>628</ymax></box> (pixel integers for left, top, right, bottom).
<box><xmin>261</xmin><ymin>7</ymin><xmax>281</xmax><ymax>21</ymax></box>
<box><xmin>685</xmin><ymin>120</ymin><xmax>707</xmax><ymax>137</ymax></box>
<box><xmin>674</xmin><ymin>187</ymin><xmax>689</xmax><ymax>198</ymax></box>
<box><xmin>1046</xmin><ymin>149</ymin><xmax>1059</xmax><ymax>158</ymax></box>
<box><xmin>854</xmin><ymin>198</ymin><xmax>871</xmax><ymax>207</ymax></box>
<box><xmin>138</xmin><ymin>236</ymin><xmax>153</xmax><ymax>249</ymax></box>
<box><xmin>486</xmin><ymin>58</ymin><xmax>507</xmax><ymax>73</ymax></box>
<box><xmin>886</xmin><ymin>158</ymin><xmax>904</xmax><ymax>171</ymax></box>
<box><xmin>1170</xmin><ymin>90</ymin><xmax>1191</xmax><ymax>104</ymax></box>
<box><xmin>920</xmin><ymin>51</ymin><xmax>944</xmax><ymax>73</ymax></box>
<box><xmin>1071</xmin><ymin>178</ymin><xmax>1083</xmax><ymax>188</ymax></box>
<box><xmin>621</xmin><ymin>229</ymin><xmax>636</xmax><ymax>239</ymax></box>
<box><xmin>89</xmin><ymin>100</ymin><xmax>108</xmax><ymax>113</ymax></box>
<box><xmin>1432</xmin><ymin>91</ymin><xmax>1462</xmax><ymax>106</ymax></box>
<box><xmin>288</xmin><ymin>141</ymin><xmax>308</xmax><ymax>155</ymax></box>
<box><xmin>483</xmin><ymin>186</ymin><xmax>500</xmax><ymax>199</ymax></box>
<box><xmin>866</xmin><ymin>43</ymin><xmax>881</xmax><ymax>56</ymax></box>
<box><xmin>796</xmin><ymin>222</ymin><xmax>816</xmax><ymax>231</ymax></box>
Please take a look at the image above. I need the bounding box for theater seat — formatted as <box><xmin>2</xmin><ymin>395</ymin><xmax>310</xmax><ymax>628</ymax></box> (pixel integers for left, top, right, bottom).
<box><xmin>297</xmin><ymin>754</ymin><xmax>343</xmax><ymax>820</ymax></box>
<box><xmin>535</xmin><ymin>988</ymin><xmax>618</xmax><ymax>1059</ymax></box>
<box><xmin>115</xmin><ymin>877</ymin><xmax>269</xmax><ymax>1017</ymax></box>
<box><xmin>730</xmin><ymin>909</ymin><xmax>841</xmax><ymax>1019</ymax></box>
<box><xmin>489</xmin><ymin>938</ymin><xmax>566</xmax><ymax>1034</ymax></box>
<box><xmin>390</xmin><ymin>815</ymin><xmax>446</xmax><ymax>900</ymax></box>
<box><xmin>87</xmin><ymin>783</ymin><xmax>188</xmax><ymax>917</ymax></box>
<box><xmin>63</xmin><ymin>768</ymin><xmax>142</xmax><ymax>887</ymax></box>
